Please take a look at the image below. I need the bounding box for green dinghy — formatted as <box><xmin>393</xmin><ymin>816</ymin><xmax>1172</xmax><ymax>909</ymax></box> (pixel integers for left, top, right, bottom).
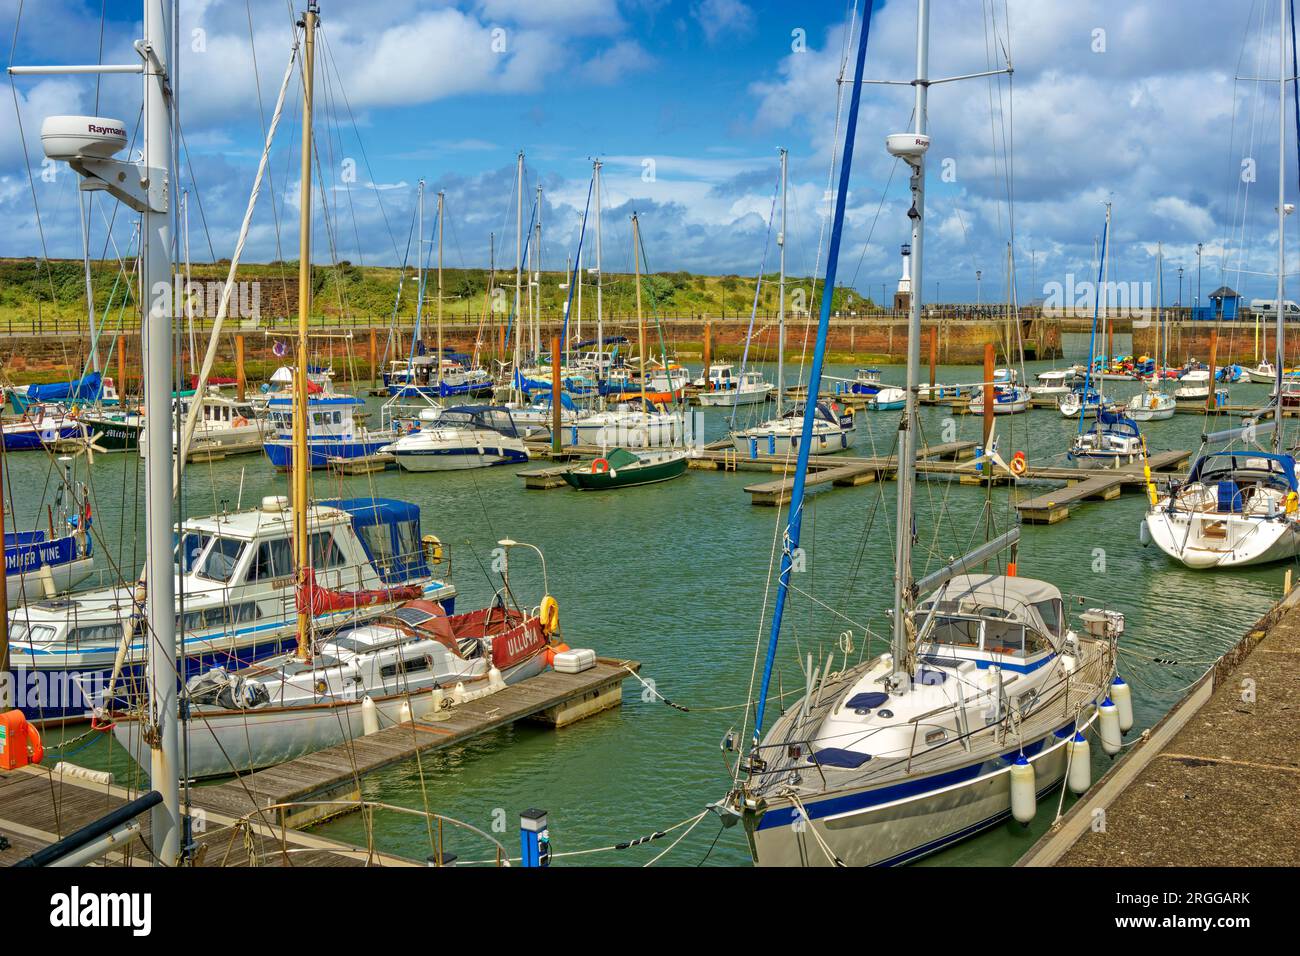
<box><xmin>562</xmin><ymin>446</ymin><xmax>689</xmax><ymax>490</ymax></box>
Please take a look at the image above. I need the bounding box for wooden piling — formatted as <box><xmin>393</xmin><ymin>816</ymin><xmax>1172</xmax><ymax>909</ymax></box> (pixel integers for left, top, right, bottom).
<box><xmin>929</xmin><ymin>326</ymin><xmax>938</xmax><ymax>388</ymax></box>
<box><xmin>551</xmin><ymin>335</ymin><xmax>561</xmax><ymax>454</ymax></box>
<box><xmin>116</xmin><ymin>333</ymin><xmax>127</xmax><ymax>401</ymax></box>
<box><xmin>702</xmin><ymin>320</ymin><xmax>712</xmax><ymax>389</ymax></box>
<box><xmin>983</xmin><ymin>341</ymin><xmax>995</xmax><ymax>450</ymax></box>
<box><xmin>369</xmin><ymin>328</ymin><xmax>378</xmax><ymax>385</ymax></box>
<box><xmin>1206</xmin><ymin>328</ymin><xmax>1219</xmax><ymax>411</ymax></box>
<box><xmin>235</xmin><ymin>333</ymin><xmax>246</xmax><ymax>401</ymax></box>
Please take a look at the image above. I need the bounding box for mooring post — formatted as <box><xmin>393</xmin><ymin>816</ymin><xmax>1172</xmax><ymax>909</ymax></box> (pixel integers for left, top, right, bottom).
<box><xmin>117</xmin><ymin>333</ymin><xmax>127</xmax><ymax>400</ymax></box>
<box><xmin>519</xmin><ymin>808</ymin><xmax>550</xmax><ymax>867</ymax></box>
<box><xmin>235</xmin><ymin>333</ymin><xmax>246</xmax><ymax>402</ymax></box>
<box><xmin>702</xmin><ymin>320</ymin><xmax>712</xmax><ymax>390</ymax></box>
<box><xmin>551</xmin><ymin>335</ymin><xmax>561</xmax><ymax>454</ymax></box>
<box><xmin>369</xmin><ymin>327</ymin><xmax>378</xmax><ymax>386</ymax></box>
<box><xmin>1205</xmin><ymin>328</ymin><xmax>1219</xmax><ymax>411</ymax></box>
<box><xmin>929</xmin><ymin>325</ymin><xmax>937</xmax><ymax>389</ymax></box>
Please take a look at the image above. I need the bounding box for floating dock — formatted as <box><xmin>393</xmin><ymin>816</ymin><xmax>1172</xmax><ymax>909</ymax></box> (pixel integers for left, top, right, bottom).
<box><xmin>0</xmin><ymin>658</ymin><xmax>638</xmax><ymax>864</ymax></box>
<box><xmin>1018</xmin><ymin>583</ymin><xmax>1300</xmax><ymax>867</ymax></box>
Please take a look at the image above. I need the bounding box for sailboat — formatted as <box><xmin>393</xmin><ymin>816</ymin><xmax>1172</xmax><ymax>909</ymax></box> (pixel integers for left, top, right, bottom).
<box><xmin>719</xmin><ymin>0</ymin><xmax>1119</xmax><ymax>867</ymax></box>
<box><xmin>732</xmin><ymin>148</ymin><xmax>857</xmax><ymax>457</ymax></box>
<box><xmin>562</xmin><ymin>213</ymin><xmax>691</xmax><ymax>489</ymax></box>
<box><xmin>3</xmin><ymin>458</ymin><xmax>95</xmax><ymax>602</ymax></box>
<box><xmin>1127</xmin><ymin>247</ymin><xmax>1175</xmax><ymax>421</ymax></box>
<box><xmin>1145</xmin><ymin>0</ymin><xmax>1300</xmax><ymax>569</ymax></box>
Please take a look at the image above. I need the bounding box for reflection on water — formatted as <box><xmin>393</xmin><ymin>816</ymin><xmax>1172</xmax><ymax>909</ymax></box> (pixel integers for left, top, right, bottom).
<box><xmin>17</xmin><ymin>361</ymin><xmax>1287</xmax><ymax>866</ymax></box>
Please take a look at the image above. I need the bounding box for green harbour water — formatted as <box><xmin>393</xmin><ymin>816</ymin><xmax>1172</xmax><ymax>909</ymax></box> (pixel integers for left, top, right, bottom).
<box><xmin>13</xmin><ymin>358</ymin><xmax>1287</xmax><ymax>866</ymax></box>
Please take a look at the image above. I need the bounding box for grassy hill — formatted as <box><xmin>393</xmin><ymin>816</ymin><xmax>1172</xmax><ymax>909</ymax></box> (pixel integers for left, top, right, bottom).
<box><xmin>0</xmin><ymin>256</ymin><xmax>876</xmax><ymax>329</ymax></box>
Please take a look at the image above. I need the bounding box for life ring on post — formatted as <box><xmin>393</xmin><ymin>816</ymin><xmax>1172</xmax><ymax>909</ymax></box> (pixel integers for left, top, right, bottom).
<box><xmin>591</xmin><ymin>458</ymin><xmax>611</xmax><ymax>474</ymax></box>
<box><xmin>1009</xmin><ymin>451</ymin><xmax>1027</xmax><ymax>477</ymax></box>
<box><xmin>539</xmin><ymin>594</ymin><xmax>560</xmax><ymax>635</ymax></box>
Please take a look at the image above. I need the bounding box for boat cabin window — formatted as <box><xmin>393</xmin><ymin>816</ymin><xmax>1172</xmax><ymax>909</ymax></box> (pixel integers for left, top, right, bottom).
<box><xmin>198</xmin><ymin>537</ymin><xmax>247</xmax><ymax>582</ymax></box>
<box><xmin>70</xmin><ymin>622</ymin><xmax>126</xmax><ymax>647</ymax></box>
<box><xmin>310</xmin><ymin>531</ymin><xmax>347</xmax><ymax>569</ymax></box>
<box><xmin>8</xmin><ymin>622</ymin><xmax>57</xmax><ymax>645</ymax></box>
<box><xmin>1032</xmin><ymin>599</ymin><xmax>1064</xmax><ymax>638</ymax></box>
<box><xmin>248</xmin><ymin>537</ymin><xmax>293</xmax><ymax>581</ymax></box>
<box><xmin>983</xmin><ymin>620</ymin><xmax>1025</xmax><ymax>655</ymax></box>
<box><xmin>928</xmin><ymin>616</ymin><xmax>981</xmax><ymax>647</ymax></box>
<box><xmin>182</xmin><ymin>602</ymin><xmax>260</xmax><ymax>632</ymax></box>
<box><xmin>175</xmin><ymin>532</ymin><xmax>212</xmax><ymax>573</ymax></box>
<box><xmin>380</xmin><ymin>654</ymin><xmax>433</xmax><ymax>679</ymax></box>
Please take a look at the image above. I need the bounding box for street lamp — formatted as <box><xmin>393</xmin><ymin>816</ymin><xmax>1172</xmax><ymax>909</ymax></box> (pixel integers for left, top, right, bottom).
<box><xmin>1196</xmin><ymin>242</ymin><xmax>1203</xmax><ymax>311</ymax></box>
<box><xmin>976</xmin><ymin>269</ymin><xmax>982</xmax><ymax>308</ymax></box>
<box><xmin>1177</xmin><ymin>267</ymin><xmax>1184</xmax><ymax>308</ymax></box>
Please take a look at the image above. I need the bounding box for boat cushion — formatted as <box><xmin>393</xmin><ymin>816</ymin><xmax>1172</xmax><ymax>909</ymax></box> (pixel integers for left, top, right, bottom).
<box><xmin>845</xmin><ymin>691</ymin><xmax>889</xmax><ymax>710</ymax></box>
<box><xmin>808</xmin><ymin>748</ymin><xmax>873</xmax><ymax>769</ymax></box>
<box><xmin>1217</xmin><ymin>480</ymin><xmax>1243</xmax><ymax>514</ymax></box>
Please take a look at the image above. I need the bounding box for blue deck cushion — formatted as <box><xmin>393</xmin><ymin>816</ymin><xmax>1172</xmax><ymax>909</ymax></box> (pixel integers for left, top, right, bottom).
<box><xmin>846</xmin><ymin>691</ymin><xmax>889</xmax><ymax>710</ymax></box>
<box><xmin>809</xmin><ymin>748</ymin><xmax>873</xmax><ymax>769</ymax></box>
<box><xmin>1217</xmin><ymin>480</ymin><xmax>1243</xmax><ymax>514</ymax></box>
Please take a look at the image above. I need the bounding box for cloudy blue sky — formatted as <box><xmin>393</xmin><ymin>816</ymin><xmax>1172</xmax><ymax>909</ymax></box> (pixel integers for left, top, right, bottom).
<box><xmin>0</xmin><ymin>0</ymin><xmax>1295</xmax><ymax>305</ymax></box>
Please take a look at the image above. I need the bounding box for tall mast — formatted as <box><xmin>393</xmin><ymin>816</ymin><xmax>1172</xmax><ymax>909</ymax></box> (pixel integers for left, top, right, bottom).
<box><xmin>292</xmin><ymin>1</ymin><xmax>318</xmax><ymax>662</ymax></box>
<box><xmin>888</xmin><ymin>0</ymin><xmax>930</xmax><ymax>681</ymax></box>
<box><xmin>1276</xmin><ymin>0</ymin><xmax>1288</xmax><ymax>450</ymax></box>
<box><xmin>415</xmin><ymin>179</ymin><xmax>423</xmax><ymax>352</ymax></box>
<box><xmin>535</xmin><ymin>184</ymin><xmax>543</xmax><ymax>363</ymax></box>
<box><xmin>777</xmin><ymin>147</ymin><xmax>787</xmax><ymax>418</ymax></box>
<box><xmin>139</xmin><ymin>0</ymin><xmax>179</xmax><ymax>865</ymax></box>
<box><xmin>594</xmin><ymin>159</ymin><xmax>604</xmax><ymax>387</ymax></box>
<box><xmin>514</xmin><ymin>151</ymin><xmax>523</xmax><ymax>400</ymax></box>
<box><xmin>634</xmin><ymin>213</ymin><xmax>646</xmax><ymax>406</ymax></box>
<box><xmin>437</xmin><ymin>188</ymin><xmax>444</xmax><ymax>386</ymax></box>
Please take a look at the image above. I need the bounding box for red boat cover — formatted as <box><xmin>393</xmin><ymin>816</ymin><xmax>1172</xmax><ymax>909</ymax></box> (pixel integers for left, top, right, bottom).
<box><xmin>296</xmin><ymin>568</ymin><xmax>423</xmax><ymax>616</ymax></box>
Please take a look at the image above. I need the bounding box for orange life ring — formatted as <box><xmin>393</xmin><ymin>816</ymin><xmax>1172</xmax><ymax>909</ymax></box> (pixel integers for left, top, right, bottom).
<box><xmin>1010</xmin><ymin>451</ymin><xmax>1027</xmax><ymax>477</ymax></box>
<box><xmin>591</xmin><ymin>458</ymin><xmax>611</xmax><ymax>474</ymax></box>
<box><xmin>233</xmin><ymin>416</ymin><xmax>249</xmax><ymax>427</ymax></box>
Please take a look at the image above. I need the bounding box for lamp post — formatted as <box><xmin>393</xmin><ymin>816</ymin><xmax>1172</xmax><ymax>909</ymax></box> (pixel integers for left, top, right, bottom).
<box><xmin>976</xmin><ymin>269</ymin><xmax>982</xmax><ymax>308</ymax></box>
<box><xmin>1196</xmin><ymin>242</ymin><xmax>1203</xmax><ymax>311</ymax></box>
<box><xmin>1177</xmin><ymin>266</ymin><xmax>1184</xmax><ymax>309</ymax></box>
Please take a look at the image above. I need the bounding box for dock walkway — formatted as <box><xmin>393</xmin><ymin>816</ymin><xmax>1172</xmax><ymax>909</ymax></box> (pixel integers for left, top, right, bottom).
<box><xmin>1018</xmin><ymin>585</ymin><xmax>1300</xmax><ymax>867</ymax></box>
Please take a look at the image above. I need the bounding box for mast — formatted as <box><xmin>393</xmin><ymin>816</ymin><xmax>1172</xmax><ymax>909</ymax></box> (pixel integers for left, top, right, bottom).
<box><xmin>634</xmin><ymin>213</ymin><xmax>646</xmax><ymax>406</ymax></box>
<box><xmin>437</xmin><ymin>188</ymin><xmax>444</xmax><ymax>387</ymax></box>
<box><xmin>887</xmin><ymin>0</ymin><xmax>931</xmax><ymax>682</ymax></box>
<box><xmin>292</xmin><ymin>1</ymin><xmax>318</xmax><ymax>661</ymax></box>
<box><xmin>142</xmin><ymin>0</ymin><xmax>179</xmax><ymax>864</ymax></box>
<box><xmin>777</xmin><ymin>146</ymin><xmax>787</xmax><ymax>418</ymax></box>
<box><xmin>535</xmin><ymin>184</ymin><xmax>543</xmax><ymax>364</ymax></box>
<box><xmin>1276</xmin><ymin>0</ymin><xmax>1288</xmax><ymax>450</ymax></box>
<box><xmin>594</xmin><ymin>159</ymin><xmax>604</xmax><ymax>388</ymax></box>
<box><xmin>514</xmin><ymin>151</ymin><xmax>523</xmax><ymax>400</ymax></box>
<box><xmin>751</xmin><ymin>4</ymin><xmax>874</xmax><ymax>740</ymax></box>
<box><xmin>415</xmin><ymin>179</ymin><xmax>423</xmax><ymax>360</ymax></box>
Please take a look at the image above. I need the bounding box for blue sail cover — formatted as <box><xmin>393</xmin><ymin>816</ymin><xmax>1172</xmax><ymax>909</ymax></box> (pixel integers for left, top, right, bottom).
<box><xmin>1187</xmin><ymin>451</ymin><xmax>1299</xmax><ymax>491</ymax></box>
<box><xmin>1097</xmin><ymin>409</ymin><xmax>1140</xmax><ymax>437</ymax></box>
<box><xmin>21</xmin><ymin>371</ymin><xmax>103</xmax><ymax>406</ymax></box>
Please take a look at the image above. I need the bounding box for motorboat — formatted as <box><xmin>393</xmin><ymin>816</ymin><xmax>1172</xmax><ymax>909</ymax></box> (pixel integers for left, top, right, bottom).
<box><xmin>732</xmin><ymin>400</ymin><xmax>855</xmax><ymax>458</ymax></box>
<box><xmin>383</xmin><ymin>405</ymin><xmax>529</xmax><ymax>471</ymax></box>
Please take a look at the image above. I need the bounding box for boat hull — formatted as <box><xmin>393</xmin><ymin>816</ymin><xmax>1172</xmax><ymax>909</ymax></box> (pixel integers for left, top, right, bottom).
<box><xmin>1144</xmin><ymin>509</ymin><xmax>1300</xmax><ymax>568</ymax></box>
<box><xmin>263</xmin><ymin>436</ymin><xmax>395</xmax><ymax>470</ymax></box>
<box><xmin>391</xmin><ymin>444</ymin><xmax>528</xmax><ymax>471</ymax></box>
<box><xmin>697</xmin><ymin>388</ymin><xmax>770</xmax><ymax>407</ymax></box>
<box><xmin>744</xmin><ymin>719</ymin><xmax>1083</xmax><ymax>867</ymax></box>
<box><xmin>563</xmin><ymin>453</ymin><xmax>689</xmax><ymax>489</ymax></box>
<box><xmin>732</xmin><ymin>428</ymin><xmax>855</xmax><ymax>458</ymax></box>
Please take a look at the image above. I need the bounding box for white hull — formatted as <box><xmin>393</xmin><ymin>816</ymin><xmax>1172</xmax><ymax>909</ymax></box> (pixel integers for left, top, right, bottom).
<box><xmin>732</xmin><ymin>425</ymin><xmax>855</xmax><ymax>457</ymax></box>
<box><xmin>697</xmin><ymin>386</ymin><xmax>771</xmax><ymax>407</ymax></box>
<box><xmin>573</xmin><ymin>413</ymin><xmax>686</xmax><ymax>449</ymax></box>
<box><xmin>747</xmin><ymin>719</ymin><xmax>1084</xmax><ymax>867</ymax></box>
<box><xmin>1144</xmin><ymin>508</ymin><xmax>1300</xmax><ymax>568</ymax></box>
<box><xmin>5</xmin><ymin>557</ymin><xmax>95</xmax><ymax>604</ymax></box>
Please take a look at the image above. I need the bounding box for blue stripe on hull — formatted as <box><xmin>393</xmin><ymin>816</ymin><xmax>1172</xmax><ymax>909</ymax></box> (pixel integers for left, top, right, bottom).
<box><xmin>263</xmin><ymin>437</ymin><xmax>393</xmax><ymax>469</ymax></box>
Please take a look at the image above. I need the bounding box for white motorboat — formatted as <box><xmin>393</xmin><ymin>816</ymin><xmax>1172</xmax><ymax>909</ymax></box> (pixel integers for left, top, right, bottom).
<box><xmin>1125</xmin><ymin>388</ymin><xmax>1176</xmax><ymax>421</ymax></box>
<box><xmin>697</xmin><ymin>369</ymin><xmax>773</xmax><ymax>407</ymax></box>
<box><xmin>7</xmin><ymin>496</ymin><xmax>456</xmax><ymax>721</ymax></box>
<box><xmin>968</xmin><ymin>383</ymin><xmax>1029</xmax><ymax>414</ymax></box>
<box><xmin>571</xmin><ymin>399</ymin><xmax>687</xmax><ymax>449</ymax></box>
<box><xmin>1068</xmin><ymin>411</ymin><xmax>1144</xmax><ymax>469</ymax></box>
<box><xmin>867</xmin><ymin>386</ymin><xmax>906</xmax><ymax>410</ymax></box>
<box><xmin>383</xmin><ymin>405</ymin><xmax>529</xmax><ymax>471</ymax></box>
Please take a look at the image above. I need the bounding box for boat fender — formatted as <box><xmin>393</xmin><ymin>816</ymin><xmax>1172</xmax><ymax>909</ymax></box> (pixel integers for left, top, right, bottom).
<box><xmin>543</xmin><ymin>642</ymin><xmax>571</xmax><ymax>667</ymax></box>
<box><xmin>1009</xmin><ymin>755</ymin><xmax>1036</xmax><ymax>825</ymax></box>
<box><xmin>423</xmin><ymin>534</ymin><xmax>444</xmax><ymax>565</ymax></box>
<box><xmin>1098</xmin><ymin>698</ymin><xmax>1122</xmax><ymax>756</ymax></box>
<box><xmin>540</xmin><ymin>595</ymin><xmax>560</xmax><ymax>635</ymax></box>
<box><xmin>1010</xmin><ymin>451</ymin><xmax>1027</xmax><ymax>476</ymax></box>
<box><xmin>1138</xmin><ymin>521</ymin><xmax>1151</xmax><ymax>546</ymax></box>
<box><xmin>1288</xmin><ymin>492</ymin><xmax>1298</xmax><ymax>515</ymax></box>
<box><xmin>1111</xmin><ymin>676</ymin><xmax>1134</xmax><ymax>734</ymax></box>
<box><xmin>1067</xmin><ymin>732</ymin><xmax>1091</xmax><ymax>793</ymax></box>
<box><xmin>591</xmin><ymin>458</ymin><xmax>610</xmax><ymax>474</ymax></box>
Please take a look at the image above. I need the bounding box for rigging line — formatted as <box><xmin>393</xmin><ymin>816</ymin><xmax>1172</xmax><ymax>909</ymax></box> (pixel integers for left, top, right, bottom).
<box><xmin>728</xmin><ymin>169</ymin><xmax>781</xmax><ymax>432</ymax></box>
<box><xmin>176</xmin><ymin>122</ymin><xmax>218</xmax><ymax>262</ymax></box>
<box><xmin>246</xmin><ymin>0</ymin><xmax>292</xmax><ymax>310</ymax></box>
<box><xmin>7</xmin><ymin>0</ymin><xmax>56</xmax><ymax>302</ymax></box>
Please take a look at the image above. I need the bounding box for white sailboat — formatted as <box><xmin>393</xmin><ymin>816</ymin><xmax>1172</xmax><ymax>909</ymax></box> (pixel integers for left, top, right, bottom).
<box><xmin>1127</xmin><ymin>244</ymin><xmax>1175</xmax><ymax>421</ymax></box>
<box><xmin>719</xmin><ymin>1</ymin><xmax>1119</xmax><ymax>867</ymax></box>
<box><xmin>1145</xmin><ymin>0</ymin><xmax>1300</xmax><ymax>569</ymax></box>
